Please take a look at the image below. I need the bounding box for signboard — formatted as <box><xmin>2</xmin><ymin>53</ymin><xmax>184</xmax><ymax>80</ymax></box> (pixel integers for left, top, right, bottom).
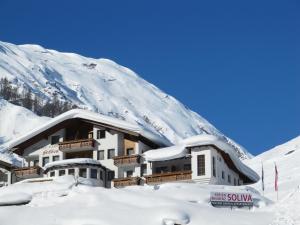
<box><xmin>210</xmin><ymin>192</ymin><xmax>253</xmax><ymax>208</ymax></box>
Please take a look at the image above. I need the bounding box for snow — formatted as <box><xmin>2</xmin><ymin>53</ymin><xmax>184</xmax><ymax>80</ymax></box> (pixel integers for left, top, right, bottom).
<box><xmin>0</xmin><ymin>176</ymin><xmax>274</xmax><ymax>225</ymax></box>
<box><xmin>1</xmin><ymin>108</ymin><xmax>170</xmax><ymax>154</ymax></box>
<box><xmin>43</xmin><ymin>158</ymin><xmax>102</xmax><ymax>170</ymax></box>
<box><xmin>0</xmin><ymin>40</ymin><xmax>252</xmax><ymax>160</ymax></box>
<box><xmin>245</xmin><ymin>136</ymin><xmax>300</xmax><ymax>224</ymax></box>
<box><xmin>144</xmin><ymin>135</ymin><xmax>260</xmax><ymax>183</ymax></box>
<box><xmin>0</xmin><ymin>192</ymin><xmax>32</xmax><ymax>206</ymax></box>
<box><xmin>143</xmin><ymin>144</ymin><xmax>187</xmax><ymax>161</ymax></box>
<box><xmin>0</xmin><ymin>99</ymin><xmax>49</xmax><ymax>145</ymax></box>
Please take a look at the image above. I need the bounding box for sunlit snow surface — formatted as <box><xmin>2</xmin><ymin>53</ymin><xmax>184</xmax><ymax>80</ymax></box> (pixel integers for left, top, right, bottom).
<box><xmin>0</xmin><ymin>176</ymin><xmax>273</xmax><ymax>225</ymax></box>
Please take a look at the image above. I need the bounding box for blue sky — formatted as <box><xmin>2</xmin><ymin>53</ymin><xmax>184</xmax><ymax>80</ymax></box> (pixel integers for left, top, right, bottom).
<box><xmin>0</xmin><ymin>0</ymin><xmax>299</xmax><ymax>155</ymax></box>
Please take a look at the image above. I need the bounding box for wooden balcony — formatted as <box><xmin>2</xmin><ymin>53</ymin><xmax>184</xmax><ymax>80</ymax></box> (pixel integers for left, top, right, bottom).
<box><xmin>145</xmin><ymin>170</ymin><xmax>192</xmax><ymax>184</ymax></box>
<box><xmin>13</xmin><ymin>166</ymin><xmax>42</xmax><ymax>177</ymax></box>
<box><xmin>58</xmin><ymin>139</ymin><xmax>95</xmax><ymax>151</ymax></box>
<box><xmin>113</xmin><ymin>154</ymin><xmax>140</xmax><ymax>166</ymax></box>
<box><xmin>113</xmin><ymin>177</ymin><xmax>141</xmax><ymax>188</ymax></box>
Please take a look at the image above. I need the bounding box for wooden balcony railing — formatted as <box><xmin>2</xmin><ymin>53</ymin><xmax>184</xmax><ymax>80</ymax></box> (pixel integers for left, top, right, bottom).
<box><xmin>13</xmin><ymin>166</ymin><xmax>42</xmax><ymax>177</ymax></box>
<box><xmin>113</xmin><ymin>177</ymin><xmax>141</xmax><ymax>188</ymax></box>
<box><xmin>58</xmin><ymin>139</ymin><xmax>95</xmax><ymax>151</ymax></box>
<box><xmin>113</xmin><ymin>154</ymin><xmax>140</xmax><ymax>166</ymax></box>
<box><xmin>145</xmin><ymin>170</ymin><xmax>192</xmax><ymax>184</ymax></box>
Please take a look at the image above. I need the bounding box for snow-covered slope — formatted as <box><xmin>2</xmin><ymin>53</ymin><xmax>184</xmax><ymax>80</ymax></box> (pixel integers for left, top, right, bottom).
<box><xmin>0</xmin><ymin>99</ymin><xmax>49</xmax><ymax>164</ymax></box>
<box><xmin>0</xmin><ymin>40</ymin><xmax>251</xmax><ymax>159</ymax></box>
<box><xmin>246</xmin><ymin>136</ymin><xmax>300</xmax><ymax>224</ymax></box>
<box><xmin>0</xmin><ymin>99</ymin><xmax>49</xmax><ymax>145</ymax></box>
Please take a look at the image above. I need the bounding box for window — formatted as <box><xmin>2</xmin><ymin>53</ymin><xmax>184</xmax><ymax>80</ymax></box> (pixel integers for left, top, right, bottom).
<box><xmin>33</xmin><ymin>159</ymin><xmax>39</xmax><ymax>166</ymax></box>
<box><xmin>91</xmin><ymin>169</ymin><xmax>97</xmax><ymax>179</ymax></box>
<box><xmin>97</xmin><ymin>150</ymin><xmax>105</xmax><ymax>160</ymax></box>
<box><xmin>51</xmin><ymin>135</ymin><xmax>60</xmax><ymax>145</ymax></box>
<box><xmin>234</xmin><ymin>178</ymin><xmax>237</xmax><ymax>186</ymax></box>
<box><xmin>228</xmin><ymin>175</ymin><xmax>231</xmax><ymax>183</ymax></box>
<box><xmin>238</xmin><ymin>179</ymin><xmax>240</xmax><ymax>185</ymax></box>
<box><xmin>59</xmin><ymin>170</ymin><xmax>65</xmax><ymax>176</ymax></box>
<box><xmin>184</xmin><ymin>164</ymin><xmax>191</xmax><ymax>171</ymax></box>
<box><xmin>50</xmin><ymin>171</ymin><xmax>55</xmax><ymax>177</ymax></box>
<box><xmin>52</xmin><ymin>155</ymin><xmax>60</xmax><ymax>162</ymax></box>
<box><xmin>107</xmin><ymin>149</ymin><xmax>115</xmax><ymax>159</ymax></box>
<box><xmin>107</xmin><ymin>171</ymin><xmax>115</xmax><ymax>181</ymax></box>
<box><xmin>97</xmin><ymin>130</ymin><xmax>106</xmax><ymax>139</ymax></box>
<box><xmin>141</xmin><ymin>164</ymin><xmax>147</xmax><ymax>176</ymax></box>
<box><xmin>212</xmin><ymin>157</ymin><xmax>216</xmax><ymax>177</ymax></box>
<box><xmin>42</xmin><ymin>157</ymin><xmax>49</xmax><ymax>167</ymax></box>
<box><xmin>126</xmin><ymin>148</ymin><xmax>134</xmax><ymax>155</ymax></box>
<box><xmin>197</xmin><ymin>155</ymin><xmax>205</xmax><ymax>176</ymax></box>
<box><xmin>155</xmin><ymin>166</ymin><xmax>168</xmax><ymax>174</ymax></box>
<box><xmin>126</xmin><ymin>170</ymin><xmax>133</xmax><ymax>177</ymax></box>
<box><xmin>100</xmin><ymin>170</ymin><xmax>103</xmax><ymax>180</ymax></box>
<box><xmin>79</xmin><ymin>168</ymin><xmax>87</xmax><ymax>178</ymax></box>
<box><xmin>68</xmin><ymin>169</ymin><xmax>75</xmax><ymax>176</ymax></box>
<box><xmin>222</xmin><ymin>171</ymin><xmax>225</xmax><ymax>179</ymax></box>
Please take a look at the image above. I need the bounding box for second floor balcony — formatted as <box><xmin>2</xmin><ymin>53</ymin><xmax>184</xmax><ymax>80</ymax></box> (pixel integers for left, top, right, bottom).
<box><xmin>13</xmin><ymin>166</ymin><xmax>42</xmax><ymax>178</ymax></box>
<box><xmin>144</xmin><ymin>170</ymin><xmax>192</xmax><ymax>185</ymax></box>
<box><xmin>58</xmin><ymin>138</ymin><xmax>95</xmax><ymax>151</ymax></box>
<box><xmin>113</xmin><ymin>154</ymin><xmax>140</xmax><ymax>166</ymax></box>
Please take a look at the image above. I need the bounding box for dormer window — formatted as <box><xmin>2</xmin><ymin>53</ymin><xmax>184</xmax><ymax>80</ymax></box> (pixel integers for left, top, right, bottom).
<box><xmin>51</xmin><ymin>135</ymin><xmax>60</xmax><ymax>145</ymax></box>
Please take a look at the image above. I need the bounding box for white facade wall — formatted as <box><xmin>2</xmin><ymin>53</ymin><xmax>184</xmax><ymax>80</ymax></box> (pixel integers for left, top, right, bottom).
<box><xmin>191</xmin><ymin>146</ymin><xmax>241</xmax><ymax>185</ymax></box>
<box><xmin>23</xmin><ymin>129</ymin><xmax>65</xmax><ymax>168</ymax></box>
<box><xmin>92</xmin><ymin>126</ymin><xmax>121</xmax><ymax>177</ymax></box>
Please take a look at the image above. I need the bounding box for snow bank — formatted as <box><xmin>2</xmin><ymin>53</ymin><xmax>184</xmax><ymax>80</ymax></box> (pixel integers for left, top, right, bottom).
<box><xmin>0</xmin><ymin>180</ymin><xmax>273</xmax><ymax>225</ymax></box>
<box><xmin>0</xmin><ymin>192</ymin><xmax>32</xmax><ymax>206</ymax></box>
<box><xmin>144</xmin><ymin>134</ymin><xmax>260</xmax><ymax>182</ymax></box>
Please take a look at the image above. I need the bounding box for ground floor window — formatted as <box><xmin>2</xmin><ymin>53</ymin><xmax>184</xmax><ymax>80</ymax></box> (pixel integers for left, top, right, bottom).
<box><xmin>228</xmin><ymin>175</ymin><xmax>231</xmax><ymax>183</ymax></box>
<box><xmin>68</xmin><ymin>168</ymin><xmax>75</xmax><ymax>176</ymax></box>
<box><xmin>222</xmin><ymin>171</ymin><xmax>225</xmax><ymax>179</ymax></box>
<box><xmin>141</xmin><ymin>164</ymin><xmax>147</xmax><ymax>176</ymax></box>
<box><xmin>59</xmin><ymin>170</ymin><xmax>65</xmax><ymax>176</ymax></box>
<box><xmin>50</xmin><ymin>171</ymin><xmax>55</xmax><ymax>177</ymax></box>
<box><xmin>126</xmin><ymin>170</ymin><xmax>133</xmax><ymax>177</ymax></box>
<box><xmin>197</xmin><ymin>155</ymin><xmax>205</xmax><ymax>176</ymax></box>
<box><xmin>184</xmin><ymin>164</ymin><xmax>191</xmax><ymax>171</ymax></box>
<box><xmin>79</xmin><ymin>168</ymin><xmax>87</xmax><ymax>178</ymax></box>
<box><xmin>91</xmin><ymin>169</ymin><xmax>97</xmax><ymax>179</ymax></box>
<box><xmin>155</xmin><ymin>166</ymin><xmax>168</xmax><ymax>174</ymax></box>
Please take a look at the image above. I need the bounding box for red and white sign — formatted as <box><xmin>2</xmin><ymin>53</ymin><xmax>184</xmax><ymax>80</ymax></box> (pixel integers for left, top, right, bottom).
<box><xmin>210</xmin><ymin>192</ymin><xmax>253</xmax><ymax>207</ymax></box>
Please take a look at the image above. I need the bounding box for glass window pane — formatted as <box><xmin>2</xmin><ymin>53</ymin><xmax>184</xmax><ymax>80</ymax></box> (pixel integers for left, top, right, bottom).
<box><xmin>79</xmin><ymin>168</ymin><xmax>87</xmax><ymax>178</ymax></box>
<box><xmin>91</xmin><ymin>169</ymin><xmax>97</xmax><ymax>179</ymax></box>
<box><xmin>42</xmin><ymin>157</ymin><xmax>49</xmax><ymax>167</ymax></box>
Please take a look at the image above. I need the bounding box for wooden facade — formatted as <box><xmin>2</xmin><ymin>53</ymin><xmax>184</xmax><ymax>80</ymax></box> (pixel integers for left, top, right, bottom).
<box><xmin>113</xmin><ymin>177</ymin><xmax>141</xmax><ymax>188</ymax></box>
<box><xmin>113</xmin><ymin>155</ymin><xmax>140</xmax><ymax>166</ymax></box>
<box><xmin>13</xmin><ymin>166</ymin><xmax>42</xmax><ymax>177</ymax></box>
<box><xmin>58</xmin><ymin>139</ymin><xmax>95</xmax><ymax>151</ymax></box>
<box><xmin>145</xmin><ymin>170</ymin><xmax>192</xmax><ymax>184</ymax></box>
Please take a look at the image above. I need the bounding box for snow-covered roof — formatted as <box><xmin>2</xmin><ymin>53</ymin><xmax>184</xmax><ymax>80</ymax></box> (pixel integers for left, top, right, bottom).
<box><xmin>143</xmin><ymin>134</ymin><xmax>259</xmax><ymax>183</ymax></box>
<box><xmin>43</xmin><ymin>158</ymin><xmax>102</xmax><ymax>171</ymax></box>
<box><xmin>4</xmin><ymin>109</ymin><xmax>170</xmax><ymax>151</ymax></box>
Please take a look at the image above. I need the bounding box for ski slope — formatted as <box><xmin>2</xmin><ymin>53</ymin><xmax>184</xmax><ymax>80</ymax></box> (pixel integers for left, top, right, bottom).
<box><xmin>0</xmin><ymin>40</ymin><xmax>252</xmax><ymax>159</ymax></box>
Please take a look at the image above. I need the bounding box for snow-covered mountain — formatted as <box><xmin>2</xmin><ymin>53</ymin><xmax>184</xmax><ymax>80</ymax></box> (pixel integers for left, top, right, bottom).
<box><xmin>0</xmin><ymin>40</ymin><xmax>252</xmax><ymax>159</ymax></box>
